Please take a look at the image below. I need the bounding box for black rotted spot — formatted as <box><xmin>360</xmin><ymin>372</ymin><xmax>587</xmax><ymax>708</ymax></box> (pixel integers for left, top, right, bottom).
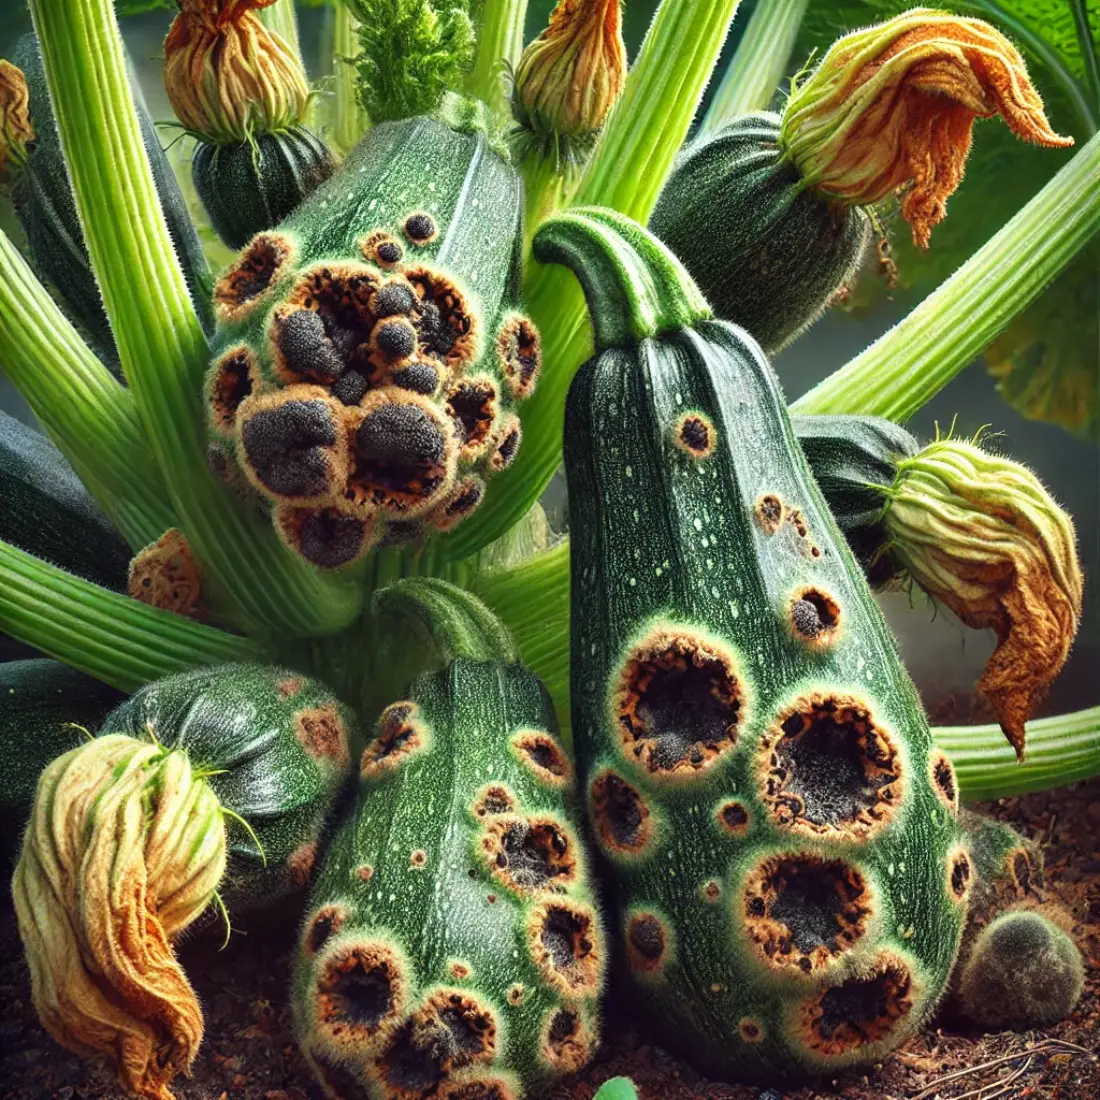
<box><xmin>357</xmin><ymin>402</ymin><xmax>446</xmax><ymax>467</ymax></box>
<box><xmin>377</xmin><ymin>240</ymin><xmax>403</xmax><ymax>265</ymax></box>
<box><xmin>241</xmin><ymin>399</ymin><xmax>338</xmax><ymax>498</ymax></box>
<box><xmin>392</xmin><ymin>361</ymin><xmax>440</xmax><ymax>395</ymax></box>
<box><xmin>374</xmin><ymin>282</ymin><xmax>416</xmax><ymax>318</ymax></box>
<box><xmin>375</xmin><ymin>320</ymin><xmax>418</xmax><ymax>360</ymax></box>
<box><xmin>279</xmin><ymin>309</ymin><xmax>346</xmax><ymax>383</ymax></box>
<box><xmin>331</xmin><ymin>369</ymin><xmax>371</xmax><ymax>407</ymax></box>
<box><xmin>403</xmin><ymin>212</ymin><xmax>437</xmax><ymax>243</ymax></box>
<box><xmin>299</xmin><ymin>511</ymin><xmax>368</xmax><ymax>568</ymax></box>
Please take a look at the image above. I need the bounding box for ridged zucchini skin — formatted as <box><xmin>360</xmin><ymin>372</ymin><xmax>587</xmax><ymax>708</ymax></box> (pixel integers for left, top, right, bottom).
<box><xmin>104</xmin><ymin>664</ymin><xmax>356</xmax><ymax>909</ymax></box>
<box><xmin>293</xmin><ymin>659</ymin><xmax>605</xmax><ymax>1098</ymax></box>
<box><xmin>0</xmin><ymin>411</ymin><xmax>130</xmax><ymax>589</ymax></box>
<box><xmin>0</xmin><ymin>659</ymin><xmax>124</xmax><ymax>823</ymax></box>
<box><xmin>205</xmin><ymin>115</ymin><xmax>535</xmax><ymax>562</ymax></box>
<box><xmin>649</xmin><ymin>112</ymin><xmax>872</xmax><ymax>353</ymax></box>
<box><xmin>552</xmin><ymin>213</ymin><xmax>967</xmax><ymax>1081</ymax></box>
<box><xmin>193</xmin><ymin>127</ymin><xmax>338</xmax><ymax>250</ymax></box>
<box><xmin>8</xmin><ymin>34</ymin><xmax>212</xmax><ymax>362</ymax></box>
<box><xmin>792</xmin><ymin>414</ymin><xmax>919</xmax><ymax>585</ymax></box>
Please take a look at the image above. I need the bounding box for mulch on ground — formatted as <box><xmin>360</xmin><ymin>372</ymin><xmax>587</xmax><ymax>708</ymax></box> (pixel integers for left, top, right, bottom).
<box><xmin>2</xmin><ymin>778</ymin><xmax>1098</xmax><ymax>1099</ymax></box>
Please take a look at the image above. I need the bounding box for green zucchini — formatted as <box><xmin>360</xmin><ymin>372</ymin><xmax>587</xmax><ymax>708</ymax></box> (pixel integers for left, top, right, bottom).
<box><xmin>543</xmin><ymin>209</ymin><xmax>968</xmax><ymax>1081</ymax></box>
<box><xmin>649</xmin><ymin>112</ymin><xmax>871</xmax><ymax>353</ymax></box>
<box><xmin>193</xmin><ymin>127</ymin><xmax>337</xmax><ymax>250</ymax></box>
<box><xmin>205</xmin><ymin>112</ymin><xmax>537</xmax><ymax>564</ymax></box>
<box><xmin>0</xmin><ymin>410</ymin><xmax>131</xmax><ymax>589</ymax></box>
<box><xmin>0</xmin><ymin>658</ymin><xmax>124</xmax><ymax>823</ymax></box>
<box><xmin>293</xmin><ymin>580</ymin><xmax>605</xmax><ymax>1097</ymax></box>
<box><xmin>7</xmin><ymin>33</ymin><xmax>213</xmax><ymax>364</ymax></box>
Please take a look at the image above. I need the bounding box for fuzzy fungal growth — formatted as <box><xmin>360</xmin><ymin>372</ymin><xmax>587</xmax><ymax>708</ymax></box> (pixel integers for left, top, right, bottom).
<box><xmin>206</xmin><ymin>116</ymin><xmax>538</xmax><ymax>563</ymax></box>
<box><xmin>12</xmin><ymin>665</ymin><xmax>355</xmax><ymax>1100</ymax></box>
<box><xmin>650</xmin><ymin>12</ymin><xmax>1071</xmax><ymax>352</ymax></box>
<box><xmin>293</xmin><ymin>659</ymin><xmax>605</xmax><ymax>1096</ymax></box>
<box><xmin>544</xmin><ymin>208</ymin><xmax>972</xmax><ymax>1082</ymax></box>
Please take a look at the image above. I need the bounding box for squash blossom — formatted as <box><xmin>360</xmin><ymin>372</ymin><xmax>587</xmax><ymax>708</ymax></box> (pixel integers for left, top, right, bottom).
<box><xmin>779</xmin><ymin>8</ymin><xmax>1074</xmax><ymax>248</ymax></box>
<box><xmin>881</xmin><ymin>436</ymin><xmax>1083</xmax><ymax>759</ymax></box>
<box><xmin>0</xmin><ymin>59</ymin><xmax>33</xmax><ymax>181</ymax></box>
<box><xmin>11</xmin><ymin>735</ymin><xmax>225</xmax><ymax>1100</ymax></box>
<box><xmin>513</xmin><ymin>0</ymin><xmax>626</xmax><ymax>149</ymax></box>
<box><xmin>164</xmin><ymin>0</ymin><xmax>309</xmax><ymax>144</ymax></box>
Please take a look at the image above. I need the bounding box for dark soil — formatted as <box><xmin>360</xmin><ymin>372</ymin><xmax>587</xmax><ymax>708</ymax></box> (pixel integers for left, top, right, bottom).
<box><xmin>2</xmin><ymin>779</ymin><xmax>1098</xmax><ymax>1100</ymax></box>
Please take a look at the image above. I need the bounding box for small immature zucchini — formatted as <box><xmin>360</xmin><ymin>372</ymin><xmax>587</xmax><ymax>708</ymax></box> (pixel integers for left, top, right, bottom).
<box><xmin>293</xmin><ymin>581</ymin><xmax>605</xmax><ymax>1098</ymax></box>
<box><xmin>544</xmin><ymin>209</ymin><xmax>968</xmax><ymax>1082</ymax></box>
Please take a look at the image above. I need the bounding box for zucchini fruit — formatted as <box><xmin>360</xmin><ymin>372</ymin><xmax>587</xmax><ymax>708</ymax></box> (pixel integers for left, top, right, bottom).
<box><xmin>0</xmin><ymin>410</ymin><xmax>131</xmax><ymax>590</ymax></box>
<box><xmin>293</xmin><ymin>580</ymin><xmax>605</xmax><ymax>1097</ymax></box>
<box><xmin>12</xmin><ymin>663</ymin><xmax>357</xmax><ymax>1099</ymax></box>
<box><xmin>649</xmin><ymin>112</ymin><xmax>871</xmax><ymax>353</ymax></box>
<box><xmin>6</xmin><ymin>33</ymin><xmax>212</xmax><ymax>364</ymax></box>
<box><xmin>205</xmin><ymin>114</ymin><xmax>537</xmax><ymax>565</ymax></box>
<box><xmin>544</xmin><ymin>209</ymin><xmax>969</xmax><ymax>1081</ymax></box>
<box><xmin>193</xmin><ymin>127</ymin><xmax>337</xmax><ymax>250</ymax></box>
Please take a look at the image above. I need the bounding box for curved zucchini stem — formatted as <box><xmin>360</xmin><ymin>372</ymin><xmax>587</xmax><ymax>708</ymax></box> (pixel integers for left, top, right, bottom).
<box><xmin>0</xmin><ymin>539</ymin><xmax>266</xmax><ymax>692</ymax></box>
<box><xmin>532</xmin><ymin>207</ymin><xmax>711</xmax><ymax>351</ymax></box>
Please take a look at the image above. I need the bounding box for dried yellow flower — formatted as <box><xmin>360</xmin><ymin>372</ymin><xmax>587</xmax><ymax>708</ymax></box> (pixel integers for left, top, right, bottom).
<box><xmin>164</xmin><ymin>0</ymin><xmax>310</xmax><ymax>144</ymax></box>
<box><xmin>12</xmin><ymin>735</ymin><xmax>226</xmax><ymax>1099</ymax></box>
<box><xmin>0</xmin><ymin>59</ymin><xmax>34</xmax><ymax>181</ymax></box>
<box><xmin>883</xmin><ymin>436</ymin><xmax>1083</xmax><ymax>759</ymax></box>
<box><xmin>780</xmin><ymin>9</ymin><xmax>1073</xmax><ymax>247</ymax></box>
<box><xmin>514</xmin><ymin>0</ymin><xmax>626</xmax><ymax>143</ymax></box>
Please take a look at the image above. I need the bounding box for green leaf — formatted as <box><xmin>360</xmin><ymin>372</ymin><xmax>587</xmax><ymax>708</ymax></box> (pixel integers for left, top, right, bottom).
<box><xmin>796</xmin><ymin>0</ymin><xmax>1099</xmax><ymax>439</ymax></box>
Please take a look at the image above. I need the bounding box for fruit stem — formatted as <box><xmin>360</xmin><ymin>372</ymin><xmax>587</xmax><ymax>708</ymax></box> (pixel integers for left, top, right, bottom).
<box><xmin>468</xmin><ymin>0</ymin><xmax>529</xmax><ymax>117</ymax></box>
<box><xmin>333</xmin><ymin>2</ymin><xmax>370</xmax><ymax>151</ymax></box>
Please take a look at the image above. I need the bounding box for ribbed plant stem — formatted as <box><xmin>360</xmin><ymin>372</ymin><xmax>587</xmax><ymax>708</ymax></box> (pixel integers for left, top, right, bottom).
<box><xmin>0</xmin><ymin>228</ymin><xmax>175</xmax><ymax>550</ymax></box>
<box><xmin>333</xmin><ymin>3</ymin><xmax>370</xmax><ymax>151</ymax></box>
<box><xmin>260</xmin><ymin>0</ymin><xmax>302</xmax><ymax>61</ymax></box>
<box><xmin>468</xmin><ymin>0</ymin><xmax>529</xmax><ymax>117</ymax></box>
<box><xmin>702</xmin><ymin>0</ymin><xmax>808</xmax><ymax>132</ymax></box>
<box><xmin>934</xmin><ymin>707</ymin><xmax>1100</xmax><ymax>802</ymax></box>
<box><xmin>29</xmin><ymin>0</ymin><xmax>365</xmax><ymax>637</ymax></box>
<box><xmin>792</xmin><ymin>130</ymin><xmax>1100</xmax><ymax>421</ymax></box>
<box><xmin>0</xmin><ymin>539</ymin><xmax>266</xmax><ymax>692</ymax></box>
<box><xmin>443</xmin><ymin>0</ymin><xmax>743</xmax><ymax>561</ymax></box>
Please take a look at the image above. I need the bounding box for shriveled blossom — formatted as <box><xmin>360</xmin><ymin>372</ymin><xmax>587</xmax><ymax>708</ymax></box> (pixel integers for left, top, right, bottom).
<box><xmin>779</xmin><ymin>8</ymin><xmax>1073</xmax><ymax>247</ymax></box>
<box><xmin>882</xmin><ymin>436</ymin><xmax>1083</xmax><ymax>759</ymax></box>
<box><xmin>164</xmin><ymin>0</ymin><xmax>310</xmax><ymax>144</ymax></box>
<box><xmin>0</xmin><ymin>59</ymin><xmax>34</xmax><ymax>181</ymax></box>
<box><xmin>12</xmin><ymin>735</ymin><xmax>227</xmax><ymax>1100</ymax></box>
<box><xmin>514</xmin><ymin>0</ymin><xmax>626</xmax><ymax>143</ymax></box>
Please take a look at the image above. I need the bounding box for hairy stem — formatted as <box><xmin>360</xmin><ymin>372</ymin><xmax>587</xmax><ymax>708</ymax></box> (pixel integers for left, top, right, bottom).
<box><xmin>934</xmin><ymin>707</ymin><xmax>1100</xmax><ymax>801</ymax></box>
<box><xmin>333</xmin><ymin>3</ymin><xmax>370</xmax><ymax>151</ymax></box>
<box><xmin>468</xmin><ymin>0</ymin><xmax>529</xmax><ymax>117</ymax></box>
<box><xmin>443</xmin><ymin>0</ymin><xmax>743</xmax><ymax>560</ymax></box>
<box><xmin>792</xmin><ymin>130</ymin><xmax>1100</xmax><ymax>421</ymax></box>
<box><xmin>0</xmin><ymin>540</ymin><xmax>266</xmax><ymax>693</ymax></box>
<box><xmin>0</xmin><ymin>229</ymin><xmax>175</xmax><ymax>549</ymax></box>
<box><xmin>29</xmin><ymin>0</ymin><xmax>365</xmax><ymax>637</ymax></box>
<box><xmin>703</xmin><ymin>0</ymin><xmax>808</xmax><ymax>132</ymax></box>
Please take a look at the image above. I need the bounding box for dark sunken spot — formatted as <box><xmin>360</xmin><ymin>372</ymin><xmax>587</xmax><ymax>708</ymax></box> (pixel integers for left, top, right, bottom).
<box><xmin>719</xmin><ymin>801</ymin><xmax>750</xmax><ymax>833</ymax></box>
<box><xmin>677</xmin><ymin>414</ymin><xmax>712</xmax><ymax>456</ymax></box>
<box><xmin>498</xmin><ymin>316</ymin><xmax>541</xmax><ymax>397</ymax></box>
<box><xmin>590</xmin><ymin>771</ymin><xmax>650</xmax><ymax>854</ymax></box>
<box><xmin>950</xmin><ymin>851</ymin><xmax>971</xmax><ymax>900</ymax></box>
<box><xmin>306</xmin><ymin>907</ymin><xmax>346</xmax><ymax>957</ymax></box>
<box><xmin>241</xmin><ymin>398</ymin><xmax>339</xmax><ymax>498</ymax></box>
<box><xmin>755</xmin><ymin>494</ymin><xmax>784</xmax><ymax>534</ymax></box>
<box><xmin>210</xmin><ymin>349</ymin><xmax>254</xmax><ymax>432</ymax></box>
<box><xmin>448</xmin><ymin>380</ymin><xmax>497</xmax><ymax>452</ymax></box>
<box><xmin>932</xmin><ymin>753</ymin><xmax>957</xmax><ymax>810</ymax></box>
<box><xmin>374</xmin><ymin>282</ymin><xmax>416</xmax><ymax>318</ymax></box>
<box><xmin>279</xmin><ymin>309</ymin><xmax>347</xmax><ymax>383</ymax></box>
<box><xmin>297</xmin><ymin>509</ymin><xmax>368</xmax><ymax>568</ymax></box>
<box><xmin>540</xmin><ymin>905</ymin><xmax>596</xmax><ymax>977</ymax></box>
<box><xmin>377</xmin><ymin>240</ymin><xmax>403</xmax><ymax>265</ymax></box>
<box><xmin>492</xmin><ymin>421</ymin><xmax>521</xmax><ymax>470</ymax></box>
<box><xmin>807</xmin><ymin>961</ymin><xmax>913</xmax><ymax>1055</ymax></box>
<box><xmin>357</xmin><ymin>403</ymin><xmax>446</xmax><ymax>467</ymax></box>
<box><xmin>332</xmin><ymin>369</ymin><xmax>371</xmax><ymax>406</ymax></box>
<box><xmin>791</xmin><ymin>591</ymin><xmax>839</xmax><ymax>641</ymax></box>
<box><xmin>375</xmin><ymin>319</ymin><xmax>418</xmax><ymax>360</ymax></box>
<box><xmin>392</xmin><ymin>361</ymin><xmax>440</xmax><ymax>395</ymax></box>
<box><xmin>628</xmin><ymin>914</ymin><xmax>666</xmax><ymax>965</ymax></box>
<box><xmin>513</xmin><ymin>730</ymin><xmax>570</xmax><ymax>783</ymax></box>
<box><xmin>488</xmin><ymin>819</ymin><xmax>574</xmax><ymax>892</ymax></box>
<box><xmin>361</xmin><ymin>702</ymin><xmax>425</xmax><ymax>774</ymax></box>
<box><xmin>317</xmin><ymin>947</ymin><xmax>400</xmax><ymax>1036</ymax></box>
<box><xmin>404</xmin><ymin>212</ymin><xmax>437</xmax><ymax>243</ymax></box>
<box><xmin>215</xmin><ymin>234</ymin><xmax>290</xmax><ymax>315</ymax></box>
<box><xmin>1012</xmin><ymin>851</ymin><xmax>1034</xmax><ymax>894</ymax></box>
<box><xmin>443</xmin><ymin>480</ymin><xmax>483</xmax><ymax>520</ymax></box>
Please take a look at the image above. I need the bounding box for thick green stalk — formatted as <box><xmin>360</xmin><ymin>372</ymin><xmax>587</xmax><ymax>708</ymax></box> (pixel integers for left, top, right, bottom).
<box><xmin>702</xmin><ymin>0</ymin><xmax>807</xmax><ymax>133</ymax></box>
<box><xmin>0</xmin><ymin>539</ymin><xmax>266</xmax><ymax>693</ymax></box>
<box><xmin>792</xmin><ymin>130</ymin><xmax>1100</xmax><ymax>421</ymax></box>
<box><xmin>934</xmin><ymin>707</ymin><xmax>1100</xmax><ymax>802</ymax></box>
<box><xmin>468</xmin><ymin>0</ymin><xmax>529</xmax><ymax>116</ymax></box>
<box><xmin>1068</xmin><ymin>0</ymin><xmax>1100</xmax><ymax>121</ymax></box>
<box><xmin>260</xmin><ymin>0</ymin><xmax>303</xmax><ymax>61</ymax></box>
<box><xmin>0</xmin><ymin>229</ymin><xmax>175</xmax><ymax>550</ymax></box>
<box><xmin>443</xmin><ymin>0</ymin><xmax>743</xmax><ymax>560</ymax></box>
<box><xmin>29</xmin><ymin>0</ymin><xmax>364</xmax><ymax>637</ymax></box>
<box><xmin>333</xmin><ymin>3</ymin><xmax>370</xmax><ymax>151</ymax></box>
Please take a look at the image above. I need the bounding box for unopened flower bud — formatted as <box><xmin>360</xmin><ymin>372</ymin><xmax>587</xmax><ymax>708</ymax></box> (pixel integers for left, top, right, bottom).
<box><xmin>164</xmin><ymin>0</ymin><xmax>310</xmax><ymax>144</ymax></box>
<box><xmin>779</xmin><ymin>8</ymin><xmax>1073</xmax><ymax>247</ymax></box>
<box><xmin>514</xmin><ymin>0</ymin><xmax>626</xmax><ymax>146</ymax></box>
<box><xmin>882</xmin><ymin>435</ymin><xmax>1083</xmax><ymax>758</ymax></box>
<box><xmin>0</xmin><ymin>59</ymin><xmax>34</xmax><ymax>182</ymax></box>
